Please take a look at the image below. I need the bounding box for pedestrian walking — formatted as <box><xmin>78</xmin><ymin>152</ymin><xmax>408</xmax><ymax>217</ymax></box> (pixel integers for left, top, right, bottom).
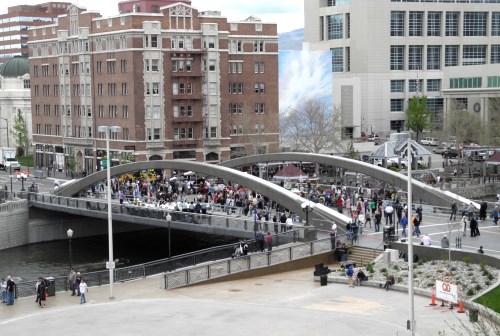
<box><xmin>6</xmin><ymin>276</ymin><xmax>15</xmax><ymax>305</ymax></box>
<box><xmin>68</xmin><ymin>268</ymin><xmax>77</xmax><ymax>296</ymax></box>
<box><xmin>266</xmin><ymin>232</ymin><xmax>273</xmax><ymax>251</ymax></box>
<box><xmin>450</xmin><ymin>202</ymin><xmax>457</xmax><ymax>221</ymax></box>
<box><xmin>38</xmin><ymin>278</ymin><xmax>46</xmax><ymax>308</ymax></box>
<box><xmin>79</xmin><ymin>279</ymin><xmax>88</xmax><ymax>304</ymax></box>
<box><xmin>256</xmin><ymin>230</ymin><xmax>265</xmax><ymax>252</ymax></box>
<box><xmin>400</xmin><ymin>216</ymin><xmax>408</xmax><ymax>237</ymax></box>
<box><xmin>461</xmin><ymin>216</ymin><xmax>468</xmax><ymax>236</ymax></box>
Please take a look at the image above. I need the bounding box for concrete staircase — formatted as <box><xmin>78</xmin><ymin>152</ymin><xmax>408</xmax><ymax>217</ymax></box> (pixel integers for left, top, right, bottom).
<box><xmin>348</xmin><ymin>246</ymin><xmax>381</xmax><ymax>266</ymax></box>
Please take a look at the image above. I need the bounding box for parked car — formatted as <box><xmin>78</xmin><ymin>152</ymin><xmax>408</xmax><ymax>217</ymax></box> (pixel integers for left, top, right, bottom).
<box><xmin>433</xmin><ymin>146</ymin><xmax>447</xmax><ymax>154</ymax></box>
<box><xmin>442</xmin><ymin>149</ymin><xmax>459</xmax><ymax>158</ymax></box>
<box><xmin>428</xmin><ymin>138</ymin><xmax>439</xmax><ymax>146</ymax></box>
<box><xmin>421</xmin><ymin>137</ymin><xmax>438</xmax><ymax>146</ymax></box>
<box><xmin>367</xmin><ymin>134</ymin><xmax>380</xmax><ymax>142</ymax></box>
<box><xmin>420</xmin><ymin>137</ymin><xmax>432</xmax><ymax>145</ymax></box>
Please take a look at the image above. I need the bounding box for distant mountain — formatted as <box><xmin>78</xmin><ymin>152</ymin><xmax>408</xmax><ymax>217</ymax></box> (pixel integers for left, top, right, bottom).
<box><xmin>279</xmin><ymin>28</ymin><xmax>304</xmax><ymax>51</ymax></box>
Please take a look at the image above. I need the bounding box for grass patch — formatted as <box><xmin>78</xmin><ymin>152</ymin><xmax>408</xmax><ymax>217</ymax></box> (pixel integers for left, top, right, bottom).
<box><xmin>474</xmin><ymin>285</ymin><xmax>500</xmax><ymax>314</ymax></box>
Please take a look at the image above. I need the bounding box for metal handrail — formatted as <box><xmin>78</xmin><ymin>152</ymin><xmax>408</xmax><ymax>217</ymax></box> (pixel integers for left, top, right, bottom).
<box><xmin>12</xmin><ymin>230</ymin><xmax>299</xmax><ymax>299</ymax></box>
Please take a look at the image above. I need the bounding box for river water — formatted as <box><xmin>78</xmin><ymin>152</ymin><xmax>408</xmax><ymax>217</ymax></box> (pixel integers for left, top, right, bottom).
<box><xmin>0</xmin><ymin>226</ymin><xmax>235</xmax><ymax>282</ymax></box>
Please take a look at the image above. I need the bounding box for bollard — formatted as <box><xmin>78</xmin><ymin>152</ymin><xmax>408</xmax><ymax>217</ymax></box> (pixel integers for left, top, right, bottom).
<box><xmin>430</xmin><ymin>286</ymin><xmax>437</xmax><ymax>306</ymax></box>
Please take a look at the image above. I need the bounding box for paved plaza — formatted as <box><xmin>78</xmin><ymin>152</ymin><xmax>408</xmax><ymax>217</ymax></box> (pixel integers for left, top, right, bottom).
<box><xmin>1</xmin><ymin>267</ymin><xmax>478</xmax><ymax>335</ymax></box>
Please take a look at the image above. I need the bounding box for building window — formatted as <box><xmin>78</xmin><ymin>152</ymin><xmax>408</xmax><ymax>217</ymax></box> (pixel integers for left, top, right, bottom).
<box><xmin>327</xmin><ymin>14</ymin><xmax>343</xmax><ymax>39</ymax></box>
<box><xmin>24</xmin><ymin>79</ymin><xmax>30</xmax><ymax>89</ymax></box>
<box><xmin>255</xmin><ymin>103</ymin><xmax>265</xmax><ymax>113</ymax></box>
<box><xmin>253</xmin><ymin>41</ymin><xmax>264</xmax><ymax>52</ymax></box>
<box><xmin>445</xmin><ymin>45</ymin><xmax>459</xmax><ymax>67</ymax></box>
<box><xmin>449</xmin><ymin>77</ymin><xmax>482</xmax><ymax>89</ymax></box>
<box><xmin>408</xmin><ymin>79</ymin><xmax>423</xmax><ymax>93</ymax></box>
<box><xmin>210</xmin><ymin>127</ymin><xmax>217</xmax><ymax>138</ymax></box>
<box><xmin>151</xmin><ymin>59</ymin><xmax>159</xmax><ymax>72</ymax></box>
<box><xmin>254</xmin><ymin>62</ymin><xmax>264</xmax><ymax>73</ymax></box>
<box><xmin>408</xmin><ymin>45</ymin><xmax>422</xmax><ymax>70</ymax></box>
<box><xmin>491</xmin><ymin>45</ymin><xmax>500</xmax><ymax>64</ymax></box>
<box><xmin>427</xmin><ymin>12</ymin><xmax>441</xmax><ymax>37</ymax></box>
<box><xmin>462</xmin><ymin>45</ymin><xmax>486</xmax><ymax>66</ymax></box>
<box><xmin>409</xmin><ymin>12</ymin><xmax>423</xmax><ymax>37</ymax></box>
<box><xmin>390</xmin><ymin>80</ymin><xmax>404</xmax><ymax>93</ymax></box>
<box><xmin>229</xmin><ymin>83</ymin><xmax>243</xmax><ymax>94</ymax></box>
<box><xmin>391</xmin><ymin>11</ymin><xmax>405</xmax><ymax>37</ymax></box>
<box><xmin>254</xmin><ymin>83</ymin><xmax>265</xmax><ymax>94</ymax></box>
<box><xmin>390</xmin><ymin>120</ymin><xmax>405</xmax><ymax>132</ymax></box>
<box><xmin>427</xmin><ymin>45</ymin><xmax>441</xmax><ymax>70</ymax></box>
<box><xmin>427</xmin><ymin>79</ymin><xmax>441</xmax><ymax>92</ymax></box>
<box><xmin>445</xmin><ymin>12</ymin><xmax>459</xmax><ymax>36</ymax></box>
<box><xmin>390</xmin><ymin>46</ymin><xmax>404</xmax><ymax>70</ymax></box>
<box><xmin>208</xmin><ymin>60</ymin><xmax>216</xmax><ymax>71</ymax></box>
<box><xmin>390</xmin><ymin>99</ymin><xmax>404</xmax><ymax>112</ymax></box>
<box><xmin>492</xmin><ymin>12</ymin><xmax>500</xmax><ymax>36</ymax></box>
<box><xmin>331</xmin><ymin>47</ymin><xmax>343</xmax><ymax>72</ymax></box>
<box><xmin>488</xmin><ymin>76</ymin><xmax>500</xmax><ymax>88</ymax></box>
<box><xmin>463</xmin><ymin>12</ymin><xmax>487</xmax><ymax>37</ymax></box>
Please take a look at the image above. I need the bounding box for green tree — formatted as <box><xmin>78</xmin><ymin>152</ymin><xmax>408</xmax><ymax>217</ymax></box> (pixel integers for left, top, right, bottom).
<box><xmin>344</xmin><ymin>141</ymin><xmax>361</xmax><ymax>160</ymax></box>
<box><xmin>406</xmin><ymin>96</ymin><xmax>433</xmax><ymax>142</ymax></box>
<box><xmin>66</xmin><ymin>153</ymin><xmax>76</xmax><ymax>172</ymax></box>
<box><xmin>12</xmin><ymin>109</ymin><xmax>29</xmax><ymax>156</ymax></box>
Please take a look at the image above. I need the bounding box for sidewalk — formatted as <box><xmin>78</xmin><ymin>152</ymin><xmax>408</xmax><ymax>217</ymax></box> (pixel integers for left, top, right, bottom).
<box><xmin>0</xmin><ymin>267</ymin><xmax>473</xmax><ymax>335</ymax></box>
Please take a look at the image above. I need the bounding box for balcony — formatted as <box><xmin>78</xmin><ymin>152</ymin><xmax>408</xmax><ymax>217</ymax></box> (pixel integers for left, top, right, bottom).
<box><xmin>171</xmin><ymin>93</ymin><xmax>203</xmax><ymax>100</ymax></box>
<box><xmin>171</xmin><ymin>69</ymin><xmax>203</xmax><ymax>77</ymax></box>
<box><xmin>171</xmin><ymin>115</ymin><xmax>204</xmax><ymax>123</ymax></box>
<box><xmin>146</xmin><ymin>141</ymin><xmax>164</xmax><ymax>150</ymax></box>
<box><xmin>62</xmin><ymin>137</ymin><xmax>94</xmax><ymax>147</ymax></box>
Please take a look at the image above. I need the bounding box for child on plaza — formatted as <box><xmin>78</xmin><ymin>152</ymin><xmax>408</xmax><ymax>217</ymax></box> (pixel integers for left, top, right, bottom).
<box><xmin>79</xmin><ymin>279</ymin><xmax>88</xmax><ymax>304</ymax></box>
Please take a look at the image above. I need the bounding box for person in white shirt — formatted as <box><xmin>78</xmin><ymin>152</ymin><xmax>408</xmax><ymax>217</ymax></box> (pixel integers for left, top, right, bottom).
<box><xmin>421</xmin><ymin>234</ymin><xmax>432</xmax><ymax>246</ymax></box>
<box><xmin>79</xmin><ymin>279</ymin><xmax>88</xmax><ymax>304</ymax></box>
<box><xmin>286</xmin><ymin>215</ymin><xmax>294</xmax><ymax>231</ymax></box>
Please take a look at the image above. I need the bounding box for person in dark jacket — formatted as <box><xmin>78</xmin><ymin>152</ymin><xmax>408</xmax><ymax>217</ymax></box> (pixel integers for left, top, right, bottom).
<box><xmin>479</xmin><ymin>201</ymin><xmax>487</xmax><ymax>221</ymax></box>
<box><xmin>38</xmin><ymin>278</ymin><xmax>46</xmax><ymax>308</ymax></box>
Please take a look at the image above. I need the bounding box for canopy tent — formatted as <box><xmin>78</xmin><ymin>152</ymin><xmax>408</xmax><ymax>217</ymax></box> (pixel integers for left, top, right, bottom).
<box><xmin>369</xmin><ymin>139</ymin><xmax>431</xmax><ymax>159</ymax></box>
<box><xmin>486</xmin><ymin>152</ymin><xmax>500</xmax><ymax>166</ymax></box>
<box><xmin>272</xmin><ymin>164</ymin><xmax>310</xmax><ymax>181</ymax></box>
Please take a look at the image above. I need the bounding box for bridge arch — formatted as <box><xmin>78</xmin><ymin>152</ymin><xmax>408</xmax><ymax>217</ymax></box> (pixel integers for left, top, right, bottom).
<box><xmin>218</xmin><ymin>153</ymin><xmax>473</xmax><ymax>208</ymax></box>
<box><xmin>54</xmin><ymin>160</ymin><xmax>350</xmax><ymax>226</ymax></box>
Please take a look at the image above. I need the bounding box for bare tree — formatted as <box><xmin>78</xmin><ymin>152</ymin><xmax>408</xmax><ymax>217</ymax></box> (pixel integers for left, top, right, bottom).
<box><xmin>487</xmin><ymin>97</ymin><xmax>500</xmax><ymax>145</ymax></box>
<box><xmin>446</xmin><ymin>100</ymin><xmax>482</xmax><ymax>145</ymax></box>
<box><xmin>281</xmin><ymin>98</ymin><xmax>344</xmax><ymax>153</ymax></box>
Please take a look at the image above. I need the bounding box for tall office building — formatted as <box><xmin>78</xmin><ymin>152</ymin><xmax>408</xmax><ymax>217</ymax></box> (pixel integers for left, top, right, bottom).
<box><xmin>0</xmin><ymin>2</ymin><xmax>71</xmax><ymax>65</ymax></box>
<box><xmin>29</xmin><ymin>3</ymin><xmax>279</xmax><ymax>173</ymax></box>
<box><xmin>304</xmin><ymin>0</ymin><xmax>500</xmax><ymax>139</ymax></box>
<box><xmin>118</xmin><ymin>0</ymin><xmax>191</xmax><ymax>14</ymax></box>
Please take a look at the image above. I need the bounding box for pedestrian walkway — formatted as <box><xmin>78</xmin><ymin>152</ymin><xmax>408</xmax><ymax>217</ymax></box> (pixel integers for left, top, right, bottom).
<box><xmin>0</xmin><ymin>267</ymin><xmax>472</xmax><ymax>335</ymax></box>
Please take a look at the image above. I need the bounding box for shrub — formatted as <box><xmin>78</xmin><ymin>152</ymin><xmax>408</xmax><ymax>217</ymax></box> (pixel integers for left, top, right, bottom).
<box><xmin>437</xmin><ymin>269</ymin><xmax>444</xmax><ymax>273</ymax></box>
<box><xmin>487</xmin><ymin>274</ymin><xmax>494</xmax><ymax>281</ymax></box>
<box><xmin>366</xmin><ymin>263</ymin><xmax>374</xmax><ymax>273</ymax></box>
<box><xmin>380</xmin><ymin>268</ymin><xmax>387</xmax><ymax>273</ymax></box>
<box><xmin>444</xmin><ymin>176</ymin><xmax>452</xmax><ymax>183</ymax></box>
<box><xmin>480</xmin><ymin>261</ymin><xmax>487</xmax><ymax>269</ymax></box>
<box><xmin>467</xmin><ymin>288</ymin><xmax>475</xmax><ymax>296</ymax></box>
<box><xmin>485</xmin><ymin>280</ymin><xmax>491</xmax><ymax>286</ymax></box>
<box><xmin>463</xmin><ymin>257</ymin><xmax>472</xmax><ymax>265</ymax></box>
<box><xmin>450</xmin><ymin>267</ymin><xmax>457</xmax><ymax>272</ymax></box>
<box><xmin>430</xmin><ymin>261</ymin><xmax>436</xmax><ymax>265</ymax></box>
<box><xmin>417</xmin><ymin>260</ymin><xmax>424</xmax><ymax>266</ymax></box>
<box><xmin>393</xmin><ymin>265</ymin><xmax>400</xmax><ymax>271</ymax></box>
<box><xmin>397</xmin><ymin>276</ymin><xmax>403</xmax><ymax>283</ymax></box>
<box><xmin>475</xmin><ymin>283</ymin><xmax>482</xmax><ymax>291</ymax></box>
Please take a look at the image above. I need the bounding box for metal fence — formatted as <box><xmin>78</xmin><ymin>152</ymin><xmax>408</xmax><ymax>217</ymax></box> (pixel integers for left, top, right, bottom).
<box><xmin>163</xmin><ymin>236</ymin><xmax>334</xmax><ymax>289</ymax></box>
<box><xmin>12</xmin><ymin>230</ymin><xmax>299</xmax><ymax>300</ymax></box>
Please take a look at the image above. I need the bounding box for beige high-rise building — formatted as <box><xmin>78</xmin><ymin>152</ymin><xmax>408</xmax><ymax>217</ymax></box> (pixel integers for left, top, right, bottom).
<box><xmin>304</xmin><ymin>0</ymin><xmax>500</xmax><ymax>139</ymax></box>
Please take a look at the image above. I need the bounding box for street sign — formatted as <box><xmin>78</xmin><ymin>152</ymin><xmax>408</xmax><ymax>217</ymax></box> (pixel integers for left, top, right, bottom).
<box><xmin>106</xmin><ymin>261</ymin><xmax>116</xmax><ymax>269</ymax></box>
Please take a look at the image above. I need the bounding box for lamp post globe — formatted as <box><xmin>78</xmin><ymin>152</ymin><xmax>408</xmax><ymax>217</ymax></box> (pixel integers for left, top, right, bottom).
<box><xmin>67</xmin><ymin>228</ymin><xmax>73</xmax><ymax>269</ymax></box>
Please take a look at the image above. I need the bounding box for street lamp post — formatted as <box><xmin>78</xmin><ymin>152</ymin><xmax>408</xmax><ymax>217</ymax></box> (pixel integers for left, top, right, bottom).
<box><xmin>166</xmin><ymin>212</ymin><xmax>172</xmax><ymax>260</ymax></box>
<box><xmin>19</xmin><ymin>172</ymin><xmax>27</xmax><ymax>191</ymax></box>
<box><xmin>97</xmin><ymin>125</ymin><xmax>121</xmax><ymax>300</ymax></box>
<box><xmin>0</xmin><ymin>116</ymin><xmax>9</xmax><ymax>148</ymax></box>
<box><xmin>67</xmin><ymin>228</ymin><xmax>73</xmax><ymax>269</ymax></box>
<box><xmin>301</xmin><ymin>200</ymin><xmax>315</xmax><ymax>226</ymax></box>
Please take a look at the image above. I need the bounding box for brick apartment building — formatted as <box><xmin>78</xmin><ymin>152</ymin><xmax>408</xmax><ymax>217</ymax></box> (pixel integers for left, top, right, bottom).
<box><xmin>29</xmin><ymin>2</ymin><xmax>279</xmax><ymax>173</ymax></box>
<box><xmin>0</xmin><ymin>2</ymin><xmax>71</xmax><ymax>65</ymax></box>
<box><xmin>118</xmin><ymin>0</ymin><xmax>191</xmax><ymax>14</ymax></box>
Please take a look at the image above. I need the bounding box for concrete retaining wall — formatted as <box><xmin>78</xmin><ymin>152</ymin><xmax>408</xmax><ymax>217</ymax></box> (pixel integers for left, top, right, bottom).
<box><xmin>0</xmin><ymin>200</ymin><xmax>29</xmax><ymax>250</ymax></box>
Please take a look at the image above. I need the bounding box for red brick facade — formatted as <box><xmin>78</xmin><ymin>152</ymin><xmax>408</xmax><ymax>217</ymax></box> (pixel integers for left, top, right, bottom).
<box><xmin>29</xmin><ymin>3</ymin><xmax>279</xmax><ymax>173</ymax></box>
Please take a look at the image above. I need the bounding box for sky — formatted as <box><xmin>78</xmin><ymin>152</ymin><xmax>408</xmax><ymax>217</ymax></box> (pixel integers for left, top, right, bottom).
<box><xmin>0</xmin><ymin>0</ymin><xmax>304</xmax><ymax>33</ymax></box>
<box><xmin>279</xmin><ymin>50</ymin><xmax>333</xmax><ymax>113</ymax></box>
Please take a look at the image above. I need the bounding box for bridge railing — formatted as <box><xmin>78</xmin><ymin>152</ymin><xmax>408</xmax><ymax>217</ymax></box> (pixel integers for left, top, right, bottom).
<box><xmin>163</xmin><ymin>235</ymin><xmax>339</xmax><ymax>289</ymax></box>
<box><xmin>28</xmin><ymin>192</ymin><xmax>343</xmax><ymax>234</ymax></box>
<box><xmin>12</xmin><ymin>230</ymin><xmax>300</xmax><ymax>299</ymax></box>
